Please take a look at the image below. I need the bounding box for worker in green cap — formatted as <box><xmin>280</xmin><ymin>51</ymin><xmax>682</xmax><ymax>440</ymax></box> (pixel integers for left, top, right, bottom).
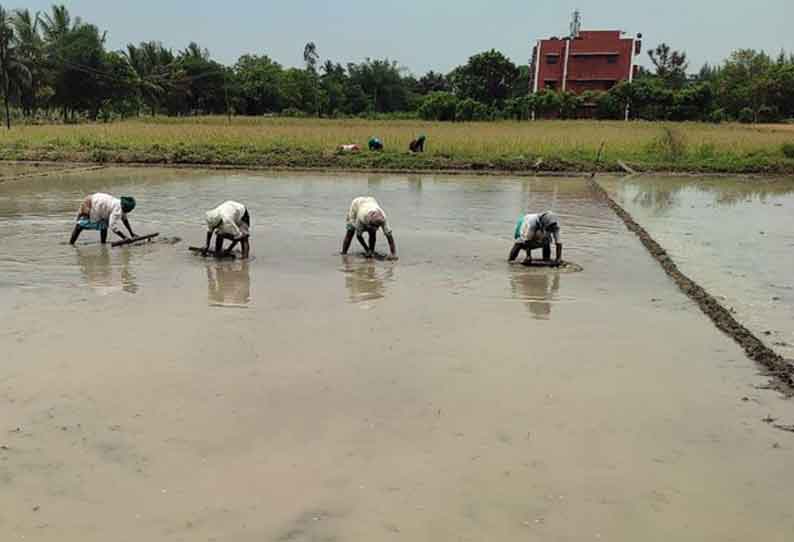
<box><xmin>409</xmin><ymin>135</ymin><xmax>426</xmax><ymax>153</ymax></box>
<box><xmin>69</xmin><ymin>192</ymin><xmax>137</xmax><ymax>245</ymax></box>
<box><xmin>368</xmin><ymin>137</ymin><xmax>384</xmax><ymax>151</ymax></box>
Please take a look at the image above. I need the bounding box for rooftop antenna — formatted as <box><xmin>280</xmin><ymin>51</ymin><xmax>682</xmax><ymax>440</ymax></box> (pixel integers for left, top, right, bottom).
<box><xmin>570</xmin><ymin>9</ymin><xmax>582</xmax><ymax>39</ymax></box>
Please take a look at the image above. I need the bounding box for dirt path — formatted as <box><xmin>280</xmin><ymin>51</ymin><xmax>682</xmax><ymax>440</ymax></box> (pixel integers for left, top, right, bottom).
<box><xmin>590</xmin><ymin>176</ymin><xmax>794</xmax><ymax>396</ymax></box>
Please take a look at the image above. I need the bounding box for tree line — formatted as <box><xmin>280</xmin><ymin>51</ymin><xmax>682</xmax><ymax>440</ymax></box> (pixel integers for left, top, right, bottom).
<box><xmin>1</xmin><ymin>4</ymin><xmax>793</xmax><ymax>127</ymax></box>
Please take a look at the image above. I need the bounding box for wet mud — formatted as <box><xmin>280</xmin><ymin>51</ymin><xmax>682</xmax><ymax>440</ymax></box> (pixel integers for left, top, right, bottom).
<box><xmin>591</xmin><ymin>177</ymin><xmax>794</xmax><ymax>395</ymax></box>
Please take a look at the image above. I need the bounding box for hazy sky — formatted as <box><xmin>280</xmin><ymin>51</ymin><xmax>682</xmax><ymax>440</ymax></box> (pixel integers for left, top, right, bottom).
<box><xmin>24</xmin><ymin>0</ymin><xmax>794</xmax><ymax>74</ymax></box>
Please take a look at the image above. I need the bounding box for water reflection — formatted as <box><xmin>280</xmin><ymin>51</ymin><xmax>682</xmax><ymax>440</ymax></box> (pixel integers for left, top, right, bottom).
<box><xmin>509</xmin><ymin>269</ymin><xmax>560</xmax><ymax>320</ymax></box>
<box><xmin>341</xmin><ymin>256</ymin><xmax>394</xmax><ymax>303</ymax></box>
<box><xmin>75</xmin><ymin>246</ymin><xmax>138</xmax><ymax>295</ymax></box>
<box><xmin>207</xmin><ymin>260</ymin><xmax>251</xmax><ymax>308</ymax></box>
<box><xmin>626</xmin><ymin>178</ymin><xmax>794</xmax><ymax>214</ymax></box>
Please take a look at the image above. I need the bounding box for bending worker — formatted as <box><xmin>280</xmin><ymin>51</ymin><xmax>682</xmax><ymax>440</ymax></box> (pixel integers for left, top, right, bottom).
<box><xmin>509</xmin><ymin>211</ymin><xmax>563</xmax><ymax>266</ymax></box>
<box><xmin>204</xmin><ymin>201</ymin><xmax>251</xmax><ymax>258</ymax></box>
<box><xmin>70</xmin><ymin>193</ymin><xmax>136</xmax><ymax>245</ymax></box>
<box><xmin>342</xmin><ymin>196</ymin><xmax>397</xmax><ymax>260</ymax></box>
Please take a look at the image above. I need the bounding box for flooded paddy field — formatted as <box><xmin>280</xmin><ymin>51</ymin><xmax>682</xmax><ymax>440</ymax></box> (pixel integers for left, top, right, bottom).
<box><xmin>602</xmin><ymin>176</ymin><xmax>794</xmax><ymax>360</ymax></box>
<box><xmin>1</xmin><ymin>168</ymin><xmax>794</xmax><ymax>541</ymax></box>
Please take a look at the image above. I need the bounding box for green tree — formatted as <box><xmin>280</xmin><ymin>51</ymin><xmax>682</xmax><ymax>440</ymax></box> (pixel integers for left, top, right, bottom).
<box><xmin>49</xmin><ymin>23</ymin><xmax>107</xmax><ymax>120</ymax></box>
<box><xmin>234</xmin><ymin>54</ymin><xmax>283</xmax><ymax>115</ymax></box>
<box><xmin>718</xmin><ymin>49</ymin><xmax>773</xmax><ymax>121</ymax></box>
<box><xmin>449</xmin><ymin>49</ymin><xmax>518</xmax><ymax>106</ymax></box>
<box><xmin>418</xmin><ymin>91</ymin><xmax>458</xmax><ymax>121</ymax></box>
<box><xmin>455</xmin><ymin>97</ymin><xmax>489</xmax><ymax>121</ymax></box>
<box><xmin>0</xmin><ymin>5</ymin><xmax>32</xmax><ymax>128</ymax></box>
<box><xmin>303</xmin><ymin>42</ymin><xmax>320</xmax><ymax>115</ymax></box>
<box><xmin>10</xmin><ymin>8</ymin><xmax>43</xmax><ymax>116</ymax></box>
<box><xmin>123</xmin><ymin>41</ymin><xmax>174</xmax><ymax>116</ymax></box>
<box><xmin>648</xmin><ymin>43</ymin><xmax>689</xmax><ymax>88</ymax></box>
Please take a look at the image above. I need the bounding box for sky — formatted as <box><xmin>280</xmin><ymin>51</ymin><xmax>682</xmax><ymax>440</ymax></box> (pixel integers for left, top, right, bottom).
<box><xmin>23</xmin><ymin>0</ymin><xmax>794</xmax><ymax>75</ymax></box>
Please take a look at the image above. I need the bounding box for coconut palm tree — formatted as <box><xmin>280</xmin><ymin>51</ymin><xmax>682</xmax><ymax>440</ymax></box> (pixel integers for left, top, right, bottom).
<box><xmin>0</xmin><ymin>5</ymin><xmax>32</xmax><ymax>128</ymax></box>
<box><xmin>303</xmin><ymin>42</ymin><xmax>319</xmax><ymax>115</ymax></box>
<box><xmin>38</xmin><ymin>4</ymin><xmax>80</xmax><ymax>44</ymax></box>
<box><xmin>11</xmin><ymin>8</ymin><xmax>43</xmax><ymax>116</ymax></box>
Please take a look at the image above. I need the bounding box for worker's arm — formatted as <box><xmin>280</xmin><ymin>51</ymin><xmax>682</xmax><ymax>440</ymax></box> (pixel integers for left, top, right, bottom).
<box><xmin>508</xmin><ymin>242</ymin><xmax>523</xmax><ymax>262</ymax></box>
<box><xmin>385</xmin><ymin>232</ymin><xmax>398</xmax><ymax>260</ymax></box>
<box><xmin>203</xmin><ymin>231</ymin><xmax>214</xmax><ymax>255</ymax></box>
<box><xmin>342</xmin><ymin>229</ymin><xmax>355</xmax><ymax>255</ymax></box>
<box><xmin>109</xmin><ymin>210</ymin><xmax>127</xmax><ymax>240</ymax></box>
<box><xmin>122</xmin><ymin>216</ymin><xmax>135</xmax><ymax>238</ymax></box>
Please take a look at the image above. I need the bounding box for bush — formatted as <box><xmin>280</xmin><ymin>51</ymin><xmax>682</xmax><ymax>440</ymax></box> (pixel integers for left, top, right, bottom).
<box><xmin>455</xmin><ymin>98</ymin><xmax>490</xmax><ymax>121</ymax></box>
<box><xmin>418</xmin><ymin>92</ymin><xmax>458</xmax><ymax>121</ymax></box>
<box><xmin>708</xmin><ymin>108</ymin><xmax>727</xmax><ymax>124</ymax></box>
<box><xmin>782</xmin><ymin>143</ymin><xmax>794</xmax><ymax>159</ymax></box>
<box><xmin>738</xmin><ymin>107</ymin><xmax>755</xmax><ymax>124</ymax></box>
<box><xmin>281</xmin><ymin>108</ymin><xmax>308</xmax><ymax>118</ymax></box>
<box><xmin>757</xmin><ymin>106</ymin><xmax>780</xmax><ymax>123</ymax></box>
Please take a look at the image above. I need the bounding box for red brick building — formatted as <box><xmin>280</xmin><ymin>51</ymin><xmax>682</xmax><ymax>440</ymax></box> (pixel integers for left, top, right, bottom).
<box><xmin>530</xmin><ymin>29</ymin><xmax>642</xmax><ymax>96</ymax></box>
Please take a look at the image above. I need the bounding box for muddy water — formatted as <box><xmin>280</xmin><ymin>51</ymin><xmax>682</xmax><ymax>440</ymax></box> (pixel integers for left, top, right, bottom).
<box><xmin>1</xmin><ymin>168</ymin><xmax>793</xmax><ymax>542</ymax></box>
<box><xmin>602</xmin><ymin>176</ymin><xmax>794</xmax><ymax>360</ymax></box>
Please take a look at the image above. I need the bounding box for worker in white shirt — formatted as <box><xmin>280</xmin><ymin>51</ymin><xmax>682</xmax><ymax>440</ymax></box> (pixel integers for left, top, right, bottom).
<box><xmin>342</xmin><ymin>196</ymin><xmax>397</xmax><ymax>259</ymax></box>
<box><xmin>69</xmin><ymin>193</ymin><xmax>136</xmax><ymax>245</ymax></box>
<box><xmin>204</xmin><ymin>201</ymin><xmax>251</xmax><ymax>258</ymax></box>
<box><xmin>509</xmin><ymin>211</ymin><xmax>563</xmax><ymax>266</ymax></box>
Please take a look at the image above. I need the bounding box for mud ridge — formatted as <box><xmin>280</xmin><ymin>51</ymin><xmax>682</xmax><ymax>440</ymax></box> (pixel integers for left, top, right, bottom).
<box><xmin>590</xmin><ymin>177</ymin><xmax>794</xmax><ymax>396</ymax></box>
<box><xmin>0</xmin><ymin>165</ymin><xmax>107</xmax><ymax>184</ymax></box>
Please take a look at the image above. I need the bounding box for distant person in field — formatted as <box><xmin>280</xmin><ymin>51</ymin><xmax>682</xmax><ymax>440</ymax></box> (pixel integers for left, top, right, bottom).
<box><xmin>204</xmin><ymin>201</ymin><xmax>251</xmax><ymax>259</ymax></box>
<box><xmin>509</xmin><ymin>211</ymin><xmax>563</xmax><ymax>266</ymax></box>
<box><xmin>368</xmin><ymin>137</ymin><xmax>384</xmax><ymax>151</ymax></box>
<box><xmin>70</xmin><ymin>193</ymin><xmax>136</xmax><ymax>245</ymax></box>
<box><xmin>342</xmin><ymin>196</ymin><xmax>397</xmax><ymax>260</ymax></box>
<box><xmin>409</xmin><ymin>135</ymin><xmax>426</xmax><ymax>153</ymax></box>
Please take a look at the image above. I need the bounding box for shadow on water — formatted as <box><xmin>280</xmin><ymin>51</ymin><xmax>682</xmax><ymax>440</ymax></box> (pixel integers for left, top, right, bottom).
<box><xmin>509</xmin><ymin>268</ymin><xmax>561</xmax><ymax>320</ymax></box>
<box><xmin>206</xmin><ymin>260</ymin><xmax>251</xmax><ymax>308</ymax></box>
<box><xmin>75</xmin><ymin>246</ymin><xmax>138</xmax><ymax>294</ymax></box>
<box><xmin>340</xmin><ymin>255</ymin><xmax>394</xmax><ymax>304</ymax></box>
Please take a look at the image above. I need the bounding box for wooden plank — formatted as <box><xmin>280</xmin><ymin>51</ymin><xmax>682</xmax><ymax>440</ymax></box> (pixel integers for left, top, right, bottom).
<box><xmin>111</xmin><ymin>233</ymin><xmax>159</xmax><ymax>248</ymax></box>
<box><xmin>617</xmin><ymin>160</ymin><xmax>637</xmax><ymax>175</ymax></box>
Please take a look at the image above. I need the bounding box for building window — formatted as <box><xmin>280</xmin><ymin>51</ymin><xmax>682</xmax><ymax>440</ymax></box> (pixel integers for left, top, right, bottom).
<box><xmin>607</xmin><ymin>56</ymin><xmax>618</xmax><ymax>64</ymax></box>
<box><xmin>546</xmin><ymin>55</ymin><xmax>558</xmax><ymax>65</ymax></box>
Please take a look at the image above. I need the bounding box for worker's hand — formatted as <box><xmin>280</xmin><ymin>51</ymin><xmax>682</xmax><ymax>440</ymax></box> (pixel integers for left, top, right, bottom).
<box><xmin>364</xmin><ymin>251</ymin><xmax>374</xmax><ymax>259</ymax></box>
<box><xmin>552</xmin><ymin>259</ymin><xmax>562</xmax><ymax>268</ymax></box>
<box><xmin>386</xmin><ymin>254</ymin><xmax>399</xmax><ymax>261</ymax></box>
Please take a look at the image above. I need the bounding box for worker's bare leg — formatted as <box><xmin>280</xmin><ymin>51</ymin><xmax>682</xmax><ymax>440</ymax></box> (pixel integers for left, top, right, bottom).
<box><xmin>367</xmin><ymin>230</ymin><xmax>377</xmax><ymax>255</ymax></box>
<box><xmin>214</xmin><ymin>234</ymin><xmax>225</xmax><ymax>257</ymax></box>
<box><xmin>522</xmin><ymin>245</ymin><xmax>533</xmax><ymax>266</ymax></box>
<box><xmin>100</xmin><ymin>228</ymin><xmax>108</xmax><ymax>245</ymax></box>
<box><xmin>542</xmin><ymin>241</ymin><xmax>551</xmax><ymax>262</ymax></box>
<box><xmin>241</xmin><ymin>238</ymin><xmax>250</xmax><ymax>259</ymax></box>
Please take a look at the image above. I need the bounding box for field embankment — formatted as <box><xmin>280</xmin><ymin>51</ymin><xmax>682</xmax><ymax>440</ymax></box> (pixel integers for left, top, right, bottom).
<box><xmin>1</xmin><ymin>117</ymin><xmax>793</xmax><ymax>174</ymax></box>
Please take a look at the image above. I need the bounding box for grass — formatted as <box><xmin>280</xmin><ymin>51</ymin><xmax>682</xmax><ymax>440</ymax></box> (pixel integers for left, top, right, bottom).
<box><xmin>1</xmin><ymin>116</ymin><xmax>793</xmax><ymax>174</ymax></box>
